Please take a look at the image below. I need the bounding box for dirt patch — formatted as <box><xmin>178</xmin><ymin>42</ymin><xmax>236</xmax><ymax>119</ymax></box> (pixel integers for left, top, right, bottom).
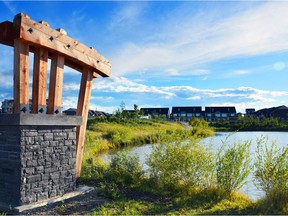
<box><xmin>17</xmin><ymin>188</ymin><xmax>109</xmax><ymax>215</ymax></box>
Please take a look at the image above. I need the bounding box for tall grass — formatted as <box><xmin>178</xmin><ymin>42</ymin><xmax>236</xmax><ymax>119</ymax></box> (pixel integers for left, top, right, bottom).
<box><xmin>147</xmin><ymin>141</ymin><xmax>214</xmax><ymax>193</ymax></box>
<box><xmin>84</xmin><ymin>128</ymin><xmax>288</xmax><ymax>214</ymax></box>
<box><xmin>216</xmin><ymin>138</ymin><xmax>251</xmax><ymax>197</ymax></box>
<box><xmin>254</xmin><ymin>136</ymin><xmax>288</xmax><ymax>214</ymax></box>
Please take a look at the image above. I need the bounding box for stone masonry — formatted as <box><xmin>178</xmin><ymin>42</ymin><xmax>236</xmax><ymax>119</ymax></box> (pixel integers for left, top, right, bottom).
<box><xmin>0</xmin><ymin>114</ymin><xmax>82</xmax><ymax>209</ymax></box>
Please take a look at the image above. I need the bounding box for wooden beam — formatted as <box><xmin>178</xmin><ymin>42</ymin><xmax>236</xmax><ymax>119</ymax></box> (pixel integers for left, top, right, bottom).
<box><xmin>13</xmin><ymin>13</ymin><xmax>111</xmax><ymax>77</ymax></box>
<box><xmin>32</xmin><ymin>48</ymin><xmax>48</xmax><ymax>113</ymax></box>
<box><xmin>0</xmin><ymin>21</ymin><xmax>14</xmax><ymax>46</ymax></box>
<box><xmin>47</xmin><ymin>55</ymin><xmax>64</xmax><ymax>114</ymax></box>
<box><xmin>13</xmin><ymin>39</ymin><xmax>29</xmax><ymax>113</ymax></box>
<box><xmin>75</xmin><ymin>68</ymin><xmax>93</xmax><ymax>178</ymax></box>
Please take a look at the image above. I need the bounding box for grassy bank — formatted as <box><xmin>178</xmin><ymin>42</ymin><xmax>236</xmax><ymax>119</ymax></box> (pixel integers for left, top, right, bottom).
<box><xmin>82</xmin><ymin>118</ymin><xmax>214</xmax><ymax>174</ymax></box>
<box><xmin>85</xmin><ymin>139</ymin><xmax>287</xmax><ymax>215</ymax></box>
<box><xmin>81</xmin><ymin>118</ymin><xmax>287</xmax><ymax>215</ymax></box>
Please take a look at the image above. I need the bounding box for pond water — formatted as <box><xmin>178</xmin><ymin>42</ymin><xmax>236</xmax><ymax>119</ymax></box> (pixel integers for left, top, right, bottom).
<box><xmin>99</xmin><ymin>131</ymin><xmax>288</xmax><ymax>201</ymax></box>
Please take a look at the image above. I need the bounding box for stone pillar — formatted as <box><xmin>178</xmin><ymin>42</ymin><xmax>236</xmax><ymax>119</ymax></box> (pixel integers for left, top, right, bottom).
<box><xmin>0</xmin><ymin>114</ymin><xmax>82</xmax><ymax>209</ymax></box>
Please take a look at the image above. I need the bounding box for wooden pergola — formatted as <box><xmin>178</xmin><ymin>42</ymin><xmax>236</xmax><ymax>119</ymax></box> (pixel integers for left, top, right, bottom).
<box><xmin>0</xmin><ymin>13</ymin><xmax>111</xmax><ymax>177</ymax></box>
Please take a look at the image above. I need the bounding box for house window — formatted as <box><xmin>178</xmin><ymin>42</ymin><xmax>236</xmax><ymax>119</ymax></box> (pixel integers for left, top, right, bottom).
<box><xmin>180</xmin><ymin>113</ymin><xmax>186</xmax><ymax>117</ymax></box>
<box><xmin>187</xmin><ymin>113</ymin><xmax>192</xmax><ymax>117</ymax></box>
<box><xmin>173</xmin><ymin>113</ymin><xmax>177</xmax><ymax>117</ymax></box>
<box><xmin>196</xmin><ymin>113</ymin><xmax>201</xmax><ymax>117</ymax></box>
<box><xmin>215</xmin><ymin>113</ymin><xmax>221</xmax><ymax>117</ymax></box>
<box><xmin>222</xmin><ymin>113</ymin><xmax>227</xmax><ymax>117</ymax></box>
<box><xmin>207</xmin><ymin>113</ymin><xmax>212</xmax><ymax>117</ymax></box>
<box><xmin>231</xmin><ymin>113</ymin><xmax>235</xmax><ymax>117</ymax></box>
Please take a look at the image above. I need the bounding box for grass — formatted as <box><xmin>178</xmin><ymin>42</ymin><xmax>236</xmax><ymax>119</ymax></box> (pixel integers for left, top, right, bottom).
<box><xmin>82</xmin><ymin>119</ymin><xmax>214</xmax><ymax>178</ymax></box>
<box><xmin>81</xmin><ymin>119</ymin><xmax>288</xmax><ymax>215</ymax></box>
<box><xmin>90</xmin><ymin>190</ymin><xmax>256</xmax><ymax>215</ymax></box>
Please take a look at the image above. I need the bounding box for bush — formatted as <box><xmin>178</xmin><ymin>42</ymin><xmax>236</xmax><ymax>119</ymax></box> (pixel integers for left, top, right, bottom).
<box><xmin>147</xmin><ymin>141</ymin><xmax>214</xmax><ymax>193</ymax></box>
<box><xmin>106</xmin><ymin>129</ymin><xmax>133</xmax><ymax>147</ymax></box>
<box><xmin>189</xmin><ymin>117</ymin><xmax>215</xmax><ymax>138</ymax></box>
<box><xmin>81</xmin><ymin>157</ymin><xmax>107</xmax><ymax>184</ymax></box>
<box><xmin>216</xmin><ymin>137</ymin><xmax>251</xmax><ymax>197</ymax></box>
<box><xmin>104</xmin><ymin>152</ymin><xmax>144</xmax><ymax>192</ymax></box>
<box><xmin>254</xmin><ymin>136</ymin><xmax>288</xmax><ymax>213</ymax></box>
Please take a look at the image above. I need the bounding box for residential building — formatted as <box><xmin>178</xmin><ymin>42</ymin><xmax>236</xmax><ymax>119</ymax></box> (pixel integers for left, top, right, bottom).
<box><xmin>1</xmin><ymin>99</ymin><xmax>14</xmax><ymax>113</ymax></box>
<box><xmin>63</xmin><ymin>108</ymin><xmax>110</xmax><ymax>118</ymax></box>
<box><xmin>63</xmin><ymin>108</ymin><xmax>77</xmax><ymax>116</ymax></box>
<box><xmin>246</xmin><ymin>108</ymin><xmax>255</xmax><ymax>116</ymax></box>
<box><xmin>204</xmin><ymin>106</ymin><xmax>237</xmax><ymax>121</ymax></box>
<box><xmin>171</xmin><ymin>106</ymin><xmax>202</xmax><ymax>121</ymax></box>
<box><xmin>255</xmin><ymin>105</ymin><xmax>288</xmax><ymax>120</ymax></box>
<box><xmin>1</xmin><ymin>99</ymin><xmax>50</xmax><ymax>113</ymax></box>
<box><xmin>140</xmin><ymin>107</ymin><xmax>170</xmax><ymax>119</ymax></box>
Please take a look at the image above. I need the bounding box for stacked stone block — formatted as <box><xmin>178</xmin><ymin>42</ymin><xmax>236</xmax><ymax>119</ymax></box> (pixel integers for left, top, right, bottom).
<box><xmin>0</xmin><ymin>114</ymin><xmax>81</xmax><ymax>209</ymax></box>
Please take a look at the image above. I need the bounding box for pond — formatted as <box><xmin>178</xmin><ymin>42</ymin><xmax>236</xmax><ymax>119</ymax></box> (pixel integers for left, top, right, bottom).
<box><xmin>99</xmin><ymin>131</ymin><xmax>288</xmax><ymax>201</ymax></box>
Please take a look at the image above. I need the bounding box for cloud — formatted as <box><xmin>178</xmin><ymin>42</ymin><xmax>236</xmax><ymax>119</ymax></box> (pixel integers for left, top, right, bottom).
<box><xmin>225</xmin><ymin>70</ymin><xmax>250</xmax><ymax>78</ymax></box>
<box><xmin>2</xmin><ymin>1</ymin><xmax>17</xmax><ymax>15</ymax></box>
<box><xmin>64</xmin><ymin>75</ymin><xmax>288</xmax><ymax>110</ymax></box>
<box><xmin>110</xmin><ymin>1</ymin><xmax>288</xmax><ymax>76</ymax></box>
<box><xmin>108</xmin><ymin>2</ymin><xmax>146</xmax><ymax>31</ymax></box>
<box><xmin>63</xmin><ymin>76</ymin><xmax>175</xmax><ymax>99</ymax></box>
<box><xmin>0</xmin><ymin>74</ymin><xmax>13</xmax><ymax>88</ymax></box>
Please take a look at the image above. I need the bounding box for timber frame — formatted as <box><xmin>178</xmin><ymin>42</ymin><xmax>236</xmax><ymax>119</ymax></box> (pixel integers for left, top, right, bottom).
<box><xmin>0</xmin><ymin>13</ymin><xmax>111</xmax><ymax>177</ymax></box>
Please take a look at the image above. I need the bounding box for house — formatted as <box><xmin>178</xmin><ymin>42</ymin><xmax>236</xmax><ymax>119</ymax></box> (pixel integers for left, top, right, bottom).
<box><xmin>63</xmin><ymin>108</ymin><xmax>77</xmax><ymax>116</ymax></box>
<box><xmin>140</xmin><ymin>107</ymin><xmax>170</xmax><ymax>119</ymax></box>
<box><xmin>63</xmin><ymin>108</ymin><xmax>110</xmax><ymax>118</ymax></box>
<box><xmin>94</xmin><ymin>110</ymin><xmax>110</xmax><ymax>118</ymax></box>
<box><xmin>171</xmin><ymin>106</ymin><xmax>202</xmax><ymax>121</ymax></box>
<box><xmin>246</xmin><ymin>108</ymin><xmax>255</xmax><ymax>116</ymax></box>
<box><xmin>255</xmin><ymin>105</ymin><xmax>288</xmax><ymax>120</ymax></box>
<box><xmin>1</xmin><ymin>99</ymin><xmax>14</xmax><ymax>113</ymax></box>
<box><xmin>204</xmin><ymin>106</ymin><xmax>237</xmax><ymax>121</ymax></box>
<box><xmin>1</xmin><ymin>98</ymin><xmax>50</xmax><ymax>114</ymax></box>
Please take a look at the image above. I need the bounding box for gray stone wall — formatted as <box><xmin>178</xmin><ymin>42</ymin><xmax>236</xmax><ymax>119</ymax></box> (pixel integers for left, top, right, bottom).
<box><xmin>19</xmin><ymin>126</ymin><xmax>77</xmax><ymax>205</ymax></box>
<box><xmin>0</xmin><ymin>114</ymin><xmax>81</xmax><ymax>208</ymax></box>
<box><xmin>0</xmin><ymin>126</ymin><xmax>21</xmax><ymax>207</ymax></box>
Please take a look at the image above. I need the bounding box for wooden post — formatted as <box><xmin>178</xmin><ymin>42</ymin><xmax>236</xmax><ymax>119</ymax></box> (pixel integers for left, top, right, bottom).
<box><xmin>32</xmin><ymin>48</ymin><xmax>48</xmax><ymax>113</ymax></box>
<box><xmin>13</xmin><ymin>39</ymin><xmax>29</xmax><ymax>113</ymax></box>
<box><xmin>47</xmin><ymin>55</ymin><xmax>64</xmax><ymax>114</ymax></box>
<box><xmin>76</xmin><ymin>68</ymin><xmax>94</xmax><ymax>177</ymax></box>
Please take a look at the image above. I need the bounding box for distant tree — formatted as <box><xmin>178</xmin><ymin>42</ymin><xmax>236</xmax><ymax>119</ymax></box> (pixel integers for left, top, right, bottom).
<box><xmin>120</xmin><ymin>101</ymin><xmax>126</xmax><ymax>113</ymax></box>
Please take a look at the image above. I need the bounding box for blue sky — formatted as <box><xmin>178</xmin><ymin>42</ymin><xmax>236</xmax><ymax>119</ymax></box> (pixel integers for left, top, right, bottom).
<box><xmin>1</xmin><ymin>1</ymin><xmax>288</xmax><ymax>113</ymax></box>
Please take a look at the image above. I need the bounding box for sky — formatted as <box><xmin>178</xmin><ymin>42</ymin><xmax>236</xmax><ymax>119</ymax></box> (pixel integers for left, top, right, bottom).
<box><xmin>1</xmin><ymin>0</ymin><xmax>288</xmax><ymax>114</ymax></box>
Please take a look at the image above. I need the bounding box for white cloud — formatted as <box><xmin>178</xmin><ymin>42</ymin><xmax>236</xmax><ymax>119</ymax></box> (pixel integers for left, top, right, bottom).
<box><xmin>0</xmin><ymin>74</ymin><xmax>13</xmax><ymax>88</ymax></box>
<box><xmin>108</xmin><ymin>2</ymin><xmax>146</xmax><ymax>31</ymax></box>
<box><xmin>225</xmin><ymin>70</ymin><xmax>250</xmax><ymax>78</ymax></box>
<box><xmin>111</xmin><ymin>1</ymin><xmax>288</xmax><ymax>76</ymax></box>
<box><xmin>187</xmin><ymin>96</ymin><xmax>201</xmax><ymax>100</ymax></box>
<box><xmin>2</xmin><ymin>1</ymin><xmax>17</xmax><ymax>15</ymax></box>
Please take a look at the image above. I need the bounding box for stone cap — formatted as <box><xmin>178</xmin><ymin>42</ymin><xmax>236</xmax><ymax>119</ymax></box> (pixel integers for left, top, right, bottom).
<box><xmin>0</xmin><ymin>113</ymin><xmax>82</xmax><ymax>126</ymax></box>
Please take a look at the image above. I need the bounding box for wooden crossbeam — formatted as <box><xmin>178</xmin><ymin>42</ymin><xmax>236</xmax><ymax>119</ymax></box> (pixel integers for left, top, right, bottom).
<box><xmin>76</xmin><ymin>68</ymin><xmax>94</xmax><ymax>177</ymax></box>
<box><xmin>0</xmin><ymin>21</ymin><xmax>14</xmax><ymax>46</ymax></box>
<box><xmin>13</xmin><ymin>39</ymin><xmax>29</xmax><ymax>113</ymax></box>
<box><xmin>32</xmin><ymin>48</ymin><xmax>48</xmax><ymax>113</ymax></box>
<box><xmin>13</xmin><ymin>13</ymin><xmax>111</xmax><ymax>78</ymax></box>
<box><xmin>47</xmin><ymin>55</ymin><xmax>64</xmax><ymax>114</ymax></box>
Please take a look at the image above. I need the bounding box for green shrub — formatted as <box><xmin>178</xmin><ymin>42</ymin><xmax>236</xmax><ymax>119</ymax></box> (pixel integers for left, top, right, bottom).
<box><xmin>216</xmin><ymin>138</ymin><xmax>252</xmax><ymax>197</ymax></box>
<box><xmin>254</xmin><ymin>136</ymin><xmax>288</xmax><ymax>213</ymax></box>
<box><xmin>101</xmin><ymin>152</ymin><xmax>144</xmax><ymax>196</ymax></box>
<box><xmin>106</xmin><ymin>129</ymin><xmax>133</xmax><ymax>147</ymax></box>
<box><xmin>81</xmin><ymin>157</ymin><xmax>107</xmax><ymax>184</ymax></box>
<box><xmin>147</xmin><ymin>141</ymin><xmax>214</xmax><ymax>193</ymax></box>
